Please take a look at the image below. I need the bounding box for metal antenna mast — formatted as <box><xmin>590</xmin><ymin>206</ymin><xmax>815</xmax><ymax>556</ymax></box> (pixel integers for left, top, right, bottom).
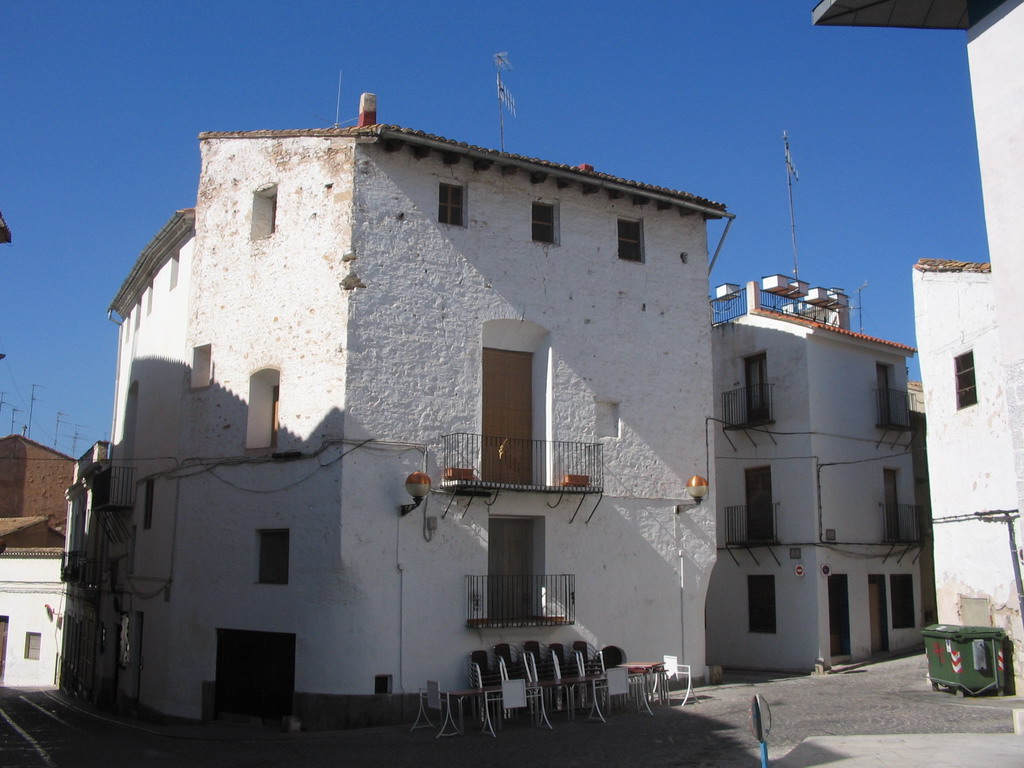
<box><xmin>55</xmin><ymin>411</ymin><xmax>68</xmax><ymax>449</ymax></box>
<box><xmin>494</xmin><ymin>53</ymin><xmax>516</xmax><ymax>152</ymax></box>
<box><xmin>334</xmin><ymin>70</ymin><xmax>343</xmax><ymax>128</ymax></box>
<box><xmin>783</xmin><ymin>131</ymin><xmax>800</xmax><ymax>280</ymax></box>
<box><xmin>11</xmin><ymin>407</ymin><xmax>21</xmax><ymax>435</ymax></box>
<box><xmin>72</xmin><ymin>424</ymin><xmax>87</xmax><ymax>457</ymax></box>
<box><xmin>856</xmin><ymin>281</ymin><xmax>868</xmax><ymax>333</ymax></box>
<box><xmin>28</xmin><ymin>383</ymin><xmax>43</xmax><ymax>440</ymax></box>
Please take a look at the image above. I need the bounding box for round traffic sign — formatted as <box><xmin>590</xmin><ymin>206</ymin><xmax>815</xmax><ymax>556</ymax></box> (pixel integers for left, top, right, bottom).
<box><xmin>794</xmin><ymin>564</ymin><xmax>805</xmax><ymax>576</ymax></box>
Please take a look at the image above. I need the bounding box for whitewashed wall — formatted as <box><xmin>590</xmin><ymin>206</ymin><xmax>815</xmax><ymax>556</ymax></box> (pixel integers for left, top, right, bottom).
<box><xmin>707</xmin><ymin>289</ymin><xmax>917</xmax><ymax>671</ymax></box>
<box><xmin>0</xmin><ymin>553</ymin><xmax>64</xmax><ymax>687</ymax></box>
<box><xmin>110</xmin><ymin>132</ymin><xmax>719</xmax><ymax>721</ymax></box>
<box><xmin>913</xmin><ymin>267</ymin><xmax>1021</xmax><ymax>661</ymax></box>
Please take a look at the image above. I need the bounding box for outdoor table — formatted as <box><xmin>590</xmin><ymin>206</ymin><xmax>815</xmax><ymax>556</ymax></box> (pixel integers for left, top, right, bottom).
<box><xmin>621</xmin><ymin>662</ymin><xmax>665</xmax><ymax>715</ymax></box>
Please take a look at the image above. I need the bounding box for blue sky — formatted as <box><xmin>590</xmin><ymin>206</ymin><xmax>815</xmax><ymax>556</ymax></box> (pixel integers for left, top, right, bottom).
<box><xmin>1</xmin><ymin>1</ymin><xmax>985</xmax><ymax>457</ymax></box>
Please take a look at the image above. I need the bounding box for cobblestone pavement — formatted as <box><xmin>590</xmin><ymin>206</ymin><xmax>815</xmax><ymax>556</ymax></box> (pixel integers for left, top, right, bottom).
<box><xmin>2</xmin><ymin>653</ymin><xmax>1019</xmax><ymax>767</ymax></box>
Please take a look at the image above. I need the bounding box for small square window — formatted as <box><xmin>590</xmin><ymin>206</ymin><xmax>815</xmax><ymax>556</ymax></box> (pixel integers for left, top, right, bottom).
<box><xmin>617</xmin><ymin>218</ymin><xmax>643</xmax><ymax>262</ymax></box>
<box><xmin>251</xmin><ymin>184</ymin><xmax>278</xmax><ymax>240</ymax></box>
<box><xmin>954</xmin><ymin>351</ymin><xmax>977</xmax><ymax>409</ymax></box>
<box><xmin>259</xmin><ymin>529</ymin><xmax>289</xmax><ymax>584</ymax></box>
<box><xmin>438</xmin><ymin>183</ymin><xmax>464</xmax><ymax>226</ymax></box>
<box><xmin>532</xmin><ymin>202</ymin><xmax>556</xmax><ymax>244</ymax></box>
<box><xmin>25</xmin><ymin>632</ymin><xmax>41</xmax><ymax>660</ymax></box>
<box><xmin>191</xmin><ymin>344</ymin><xmax>213</xmax><ymax>389</ymax></box>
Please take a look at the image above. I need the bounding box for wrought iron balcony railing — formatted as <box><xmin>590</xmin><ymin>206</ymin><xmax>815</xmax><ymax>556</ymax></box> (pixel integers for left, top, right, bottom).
<box><xmin>439</xmin><ymin>433</ymin><xmax>603</xmax><ymax>493</ymax></box>
<box><xmin>882</xmin><ymin>503</ymin><xmax>923</xmax><ymax>543</ymax></box>
<box><xmin>91</xmin><ymin>465</ymin><xmax>135</xmax><ymax>510</ymax></box>
<box><xmin>466</xmin><ymin>574</ymin><xmax>575</xmax><ymax>628</ymax></box>
<box><xmin>875</xmin><ymin>388</ymin><xmax>912</xmax><ymax>429</ymax></box>
<box><xmin>61</xmin><ymin>550</ymin><xmax>101</xmax><ymax>588</ymax></box>
<box><xmin>721</xmin><ymin>384</ymin><xmax>774</xmax><ymax>428</ymax></box>
<box><xmin>725</xmin><ymin>503</ymin><xmax>778</xmax><ymax>545</ymax></box>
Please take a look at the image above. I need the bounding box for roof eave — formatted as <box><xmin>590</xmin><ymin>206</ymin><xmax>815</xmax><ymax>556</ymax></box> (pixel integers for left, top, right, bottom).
<box><xmin>110</xmin><ymin>209</ymin><xmax>195</xmax><ymax>317</ymax></box>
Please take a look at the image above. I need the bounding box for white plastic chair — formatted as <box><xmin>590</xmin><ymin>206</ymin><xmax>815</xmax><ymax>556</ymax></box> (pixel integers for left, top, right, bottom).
<box><xmin>661</xmin><ymin>655</ymin><xmax>695</xmax><ymax>706</ymax></box>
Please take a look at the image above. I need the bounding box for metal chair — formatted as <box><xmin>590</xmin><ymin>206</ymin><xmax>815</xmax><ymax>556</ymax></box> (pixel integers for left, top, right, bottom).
<box><xmin>661</xmin><ymin>655</ymin><xmax>696</xmax><ymax>706</ymax></box>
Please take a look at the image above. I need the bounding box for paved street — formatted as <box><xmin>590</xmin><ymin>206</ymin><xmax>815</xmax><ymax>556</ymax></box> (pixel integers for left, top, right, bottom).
<box><xmin>0</xmin><ymin>653</ymin><xmax>1020</xmax><ymax>767</ymax></box>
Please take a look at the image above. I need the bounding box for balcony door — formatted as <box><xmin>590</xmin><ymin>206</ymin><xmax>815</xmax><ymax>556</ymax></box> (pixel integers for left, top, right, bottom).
<box><xmin>482</xmin><ymin>348</ymin><xmax>533</xmax><ymax>485</ymax></box>
<box><xmin>745</xmin><ymin>354</ymin><xmax>769</xmax><ymax>423</ymax></box>
<box><xmin>745</xmin><ymin>466</ymin><xmax>774</xmax><ymax>541</ymax></box>
<box><xmin>488</xmin><ymin>518</ymin><xmax>537</xmax><ymax>624</ymax></box>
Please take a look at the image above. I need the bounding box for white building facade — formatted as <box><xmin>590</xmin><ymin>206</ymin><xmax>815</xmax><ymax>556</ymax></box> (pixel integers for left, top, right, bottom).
<box><xmin>0</xmin><ymin>548</ymin><xmax>64</xmax><ymax>687</ymax></box>
<box><xmin>913</xmin><ymin>259</ymin><xmax>1022</xmax><ymax>685</ymax></box>
<box><xmin>706</xmin><ymin>277</ymin><xmax>923</xmax><ymax>671</ymax></box>
<box><xmin>63</xmin><ymin>98</ymin><xmax>730</xmax><ymax>726</ymax></box>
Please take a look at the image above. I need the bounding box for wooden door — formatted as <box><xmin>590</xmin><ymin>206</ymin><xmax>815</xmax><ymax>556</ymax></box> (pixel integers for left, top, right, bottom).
<box><xmin>488</xmin><ymin>518</ymin><xmax>535</xmax><ymax>622</ymax></box>
<box><xmin>745</xmin><ymin>354</ymin><xmax>769</xmax><ymax>422</ymax></box>
<box><xmin>828</xmin><ymin>574</ymin><xmax>851</xmax><ymax>657</ymax></box>
<box><xmin>744</xmin><ymin>467</ymin><xmax>774</xmax><ymax>541</ymax></box>
<box><xmin>482</xmin><ymin>348</ymin><xmax>533</xmax><ymax>485</ymax></box>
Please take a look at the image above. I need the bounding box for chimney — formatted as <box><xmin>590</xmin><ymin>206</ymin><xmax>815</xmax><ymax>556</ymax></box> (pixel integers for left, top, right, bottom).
<box><xmin>577</xmin><ymin>163</ymin><xmax>594</xmax><ymax>172</ymax></box>
<box><xmin>358</xmin><ymin>93</ymin><xmax>377</xmax><ymax>127</ymax></box>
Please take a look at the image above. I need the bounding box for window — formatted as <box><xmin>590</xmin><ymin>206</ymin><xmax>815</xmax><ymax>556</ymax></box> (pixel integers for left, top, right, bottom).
<box><xmin>143</xmin><ymin>478</ymin><xmax>154</xmax><ymax>529</ymax></box>
<box><xmin>191</xmin><ymin>344</ymin><xmax>213</xmax><ymax>388</ymax></box>
<box><xmin>954</xmin><ymin>351</ymin><xmax>977</xmax><ymax>409</ymax></box>
<box><xmin>438</xmin><ymin>182</ymin><xmax>464</xmax><ymax>226</ymax></box>
<box><xmin>890</xmin><ymin>574</ymin><xmax>915</xmax><ymax>628</ymax></box>
<box><xmin>532</xmin><ymin>202</ymin><xmax>556</xmax><ymax>244</ymax></box>
<box><xmin>617</xmin><ymin>218</ymin><xmax>643</xmax><ymax>262</ymax></box>
<box><xmin>259</xmin><ymin>529</ymin><xmax>290</xmax><ymax>584</ymax></box>
<box><xmin>145</xmin><ymin>284</ymin><xmax>153</xmax><ymax>316</ymax></box>
<box><xmin>169</xmin><ymin>254</ymin><xmax>179</xmax><ymax>290</ymax></box>
<box><xmin>748</xmin><ymin>575</ymin><xmax>776</xmax><ymax>633</ymax></box>
<box><xmin>251</xmin><ymin>184</ymin><xmax>278</xmax><ymax>240</ymax></box>
<box><xmin>25</xmin><ymin>632</ymin><xmax>41</xmax><ymax>660</ymax></box>
<box><xmin>246</xmin><ymin>369</ymin><xmax>281</xmax><ymax>449</ymax></box>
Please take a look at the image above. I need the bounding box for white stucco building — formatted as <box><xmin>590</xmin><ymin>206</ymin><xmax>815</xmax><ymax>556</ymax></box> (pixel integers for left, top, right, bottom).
<box><xmin>62</xmin><ymin>95</ymin><xmax>732</xmax><ymax>726</ymax></box>
<box><xmin>0</xmin><ymin>541</ymin><xmax>64</xmax><ymax>688</ymax></box>
<box><xmin>705</xmin><ymin>276</ymin><xmax>924</xmax><ymax>671</ymax></box>
<box><xmin>913</xmin><ymin>259</ymin><xmax>1022</xmax><ymax>683</ymax></box>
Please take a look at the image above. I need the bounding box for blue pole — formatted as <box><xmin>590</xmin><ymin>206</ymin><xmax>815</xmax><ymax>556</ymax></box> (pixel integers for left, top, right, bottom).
<box><xmin>761</xmin><ymin>740</ymin><xmax>769</xmax><ymax>767</ymax></box>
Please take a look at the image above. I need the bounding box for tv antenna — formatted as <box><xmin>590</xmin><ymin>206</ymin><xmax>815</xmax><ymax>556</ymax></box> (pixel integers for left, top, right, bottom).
<box><xmin>28</xmin><ymin>383</ymin><xmax>44</xmax><ymax>440</ymax></box>
<box><xmin>494</xmin><ymin>52</ymin><xmax>516</xmax><ymax>152</ymax></box>
<box><xmin>783</xmin><ymin>131</ymin><xmax>800</xmax><ymax>280</ymax></box>
<box><xmin>856</xmin><ymin>281</ymin><xmax>868</xmax><ymax>333</ymax></box>
<box><xmin>55</xmin><ymin>411</ymin><xmax>69</xmax><ymax>449</ymax></box>
<box><xmin>10</xmin><ymin>406</ymin><xmax>21</xmax><ymax>435</ymax></box>
<box><xmin>334</xmin><ymin>70</ymin><xmax>343</xmax><ymax>127</ymax></box>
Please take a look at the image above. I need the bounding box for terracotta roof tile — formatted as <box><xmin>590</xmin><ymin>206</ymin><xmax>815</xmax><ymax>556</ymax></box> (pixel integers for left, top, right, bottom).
<box><xmin>197</xmin><ymin>125</ymin><xmax>727</xmax><ymax>213</ymax></box>
<box><xmin>751</xmin><ymin>309</ymin><xmax>916</xmax><ymax>353</ymax></box>
<box><xmin>914</xmin><ymin>258</ymin><xmax>990</xmax><ymax>273</ymax></box>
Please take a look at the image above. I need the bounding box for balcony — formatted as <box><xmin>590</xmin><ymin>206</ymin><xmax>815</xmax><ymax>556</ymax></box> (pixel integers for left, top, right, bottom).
<box><xmin>882</xmin><ymin>503</ymin><xmax>923</xmax><ymax>543</ymax></box>
<box><xmin>466</xmin><ymin>574</ymin><xmax>575</xmax><ymax>628</ymax></box>
<box><xmin>721</xmin><ymin>384</ymin><xmax>774</xmax><ymax>429</ymax></box>
<box><xmin>725</xmin><ymin>503</ymin><xmax>778</xmax><ymax>545</ymax></box>
<box><xmin>61</xmin><ymin>551</ymin><xmax>101</xmax><ymax>588</ymax></box>
<box><xmin>439</xmin><ymin>434</ymin><xmax>603</xmax><ymax>493</ymax></box>
<box><xmin>875</xmin><ymin>388</ymin><xmax>911</xmax><ymax>429</ymax></box>
<box><xmin>91</xmin><ymin>465</ymin><xmax>135</xmax><ymax>510</ymax></box>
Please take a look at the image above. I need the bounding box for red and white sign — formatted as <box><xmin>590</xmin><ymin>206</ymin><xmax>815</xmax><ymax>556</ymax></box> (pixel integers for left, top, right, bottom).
<box><xmin>951</xmin><ymin>650</ymin><xmax>962</xmax><ymax>674</ymax></box>
<box><xmin>795</xmin><ymin>565</ymin><xmax>805</xmax><ymax>577</ymax></box>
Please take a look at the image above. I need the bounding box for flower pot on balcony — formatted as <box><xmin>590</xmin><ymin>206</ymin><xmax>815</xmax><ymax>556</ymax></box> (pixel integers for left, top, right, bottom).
<box><xmin>562</xmin><ymin>474</ymin><xmax>591</xmax><ymax>487</ymax></box>
<box><xmin>444</xmin><ymin>467</ymin><xmax>476</xmax><ymax>482</ymax></box>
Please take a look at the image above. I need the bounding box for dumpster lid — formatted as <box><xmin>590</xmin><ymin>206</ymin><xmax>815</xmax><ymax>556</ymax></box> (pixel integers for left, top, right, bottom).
<box><xmin>922</xmin><ymin>624</ymin><xmax>1005</xmax><ymax>640</ymax></box>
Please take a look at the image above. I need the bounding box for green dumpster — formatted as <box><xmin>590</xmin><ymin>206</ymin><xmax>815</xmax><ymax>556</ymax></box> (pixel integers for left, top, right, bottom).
<box><xmin>922</xmin><ymin>624</ymin><xmax>1007</xmax><ymax>696</ymax></box>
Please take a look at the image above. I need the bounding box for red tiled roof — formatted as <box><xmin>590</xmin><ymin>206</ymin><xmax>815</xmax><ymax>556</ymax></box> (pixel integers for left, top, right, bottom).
<box><xmin>752</xmin><ymin>309</ymin><xmax>916</xmax><ymax>353</ymax></box>
<box><xmin>914</xmin><ymin>258</ymin><xmax>990</xmax><ymax>273</ymax></box>
<box><xmin>197</xmin><ymin>124</ymin><xmax>727</xmax><ymax>214</ymax></box>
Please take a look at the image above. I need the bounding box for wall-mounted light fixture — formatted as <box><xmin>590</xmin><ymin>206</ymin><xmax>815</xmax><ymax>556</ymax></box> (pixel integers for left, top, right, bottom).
<box><xmin>686</xmin><ymin>475</ymin><xmax>709</xmax><ymax>505</ymax></box>
<box><xmin>400</xmin><ymin>471</ymin><xmax>432</xmax><ymax>516</ymax></box>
